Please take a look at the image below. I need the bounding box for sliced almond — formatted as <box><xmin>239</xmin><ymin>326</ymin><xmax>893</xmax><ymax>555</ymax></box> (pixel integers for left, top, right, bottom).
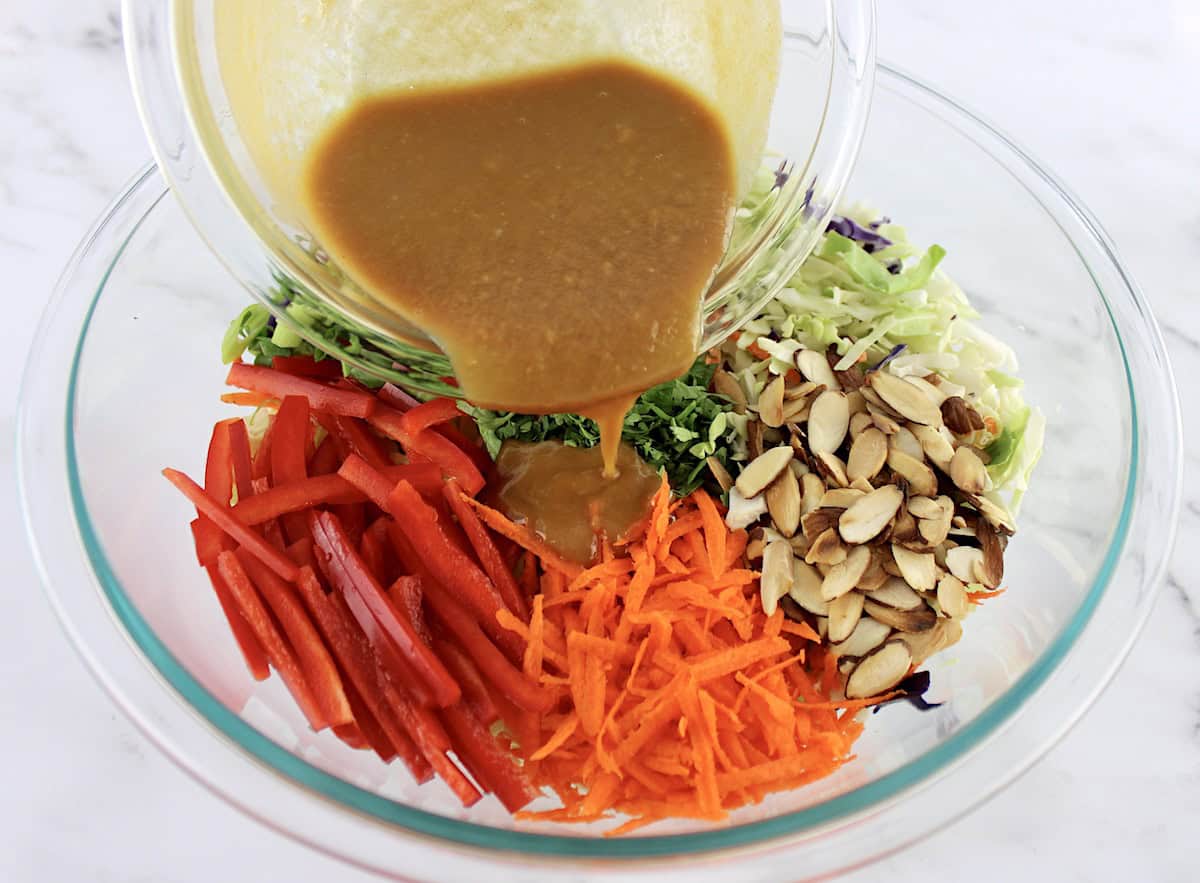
<box><xmin>781</xmin><ymin>397</ymin><xmax>811</xmax><ymax>425</ymax></box>
<box><xmin>807</xmin><ymin>391</ymin><xmax>849</xmax><ymax>454</ymax></box>
<box><xmin>706</xmin><ymin>456</ymin><xmax>734</xmax><ymax>492</ymax></box>
<box><xmin>862</xmin><ymin>599</ymin><xmax>937</xmax><ymax>633</ymax></box>
<box><xmin>827</xmin><ymin>590</ymin><xmax>865</xmax><ymax>643</ymax></box>
<box><xmin>785</xmin><ymin>380</ymin><xmax>822</xmax><ymax>401</ymax></box>
<box><xmin>765</xmin><ymin>467</ymin><xmax>802</xmax><ymax>538</ymax></box>
<box><xmin>820</xmin><ymin>545</ymin><xmax>871</xmax><ymax>600</ymax></box>
<box><xmin>846</xmin><ymin>389</ymin><xmax>867</xmax><ymax>416</ymax></box>
<box><xmin>945</xmin><ymin>546</ymin><xmax>984</xmax><ymax>584</ymax></box>
<box><xmin>911</xmin><ymin>423</ymin><xmax>956</xmax><ymax>471</ymax></box>
<box><xmin>971</xmin><ymin>494</ymin><xmax>1016</xmax><ymax>535</ymax></box>
<box><xmin>897</xmin><ymin>617</ymin><xmax>963</xmax><ymax>666</ymax></box>
<box><xmin>758</xmin><ymin>374</ymin><xmax>787</xmax><ymax>428</ymax></box>
<box><xmin>887</xmin><ymin>448</ymin><xmax>939</xmax><ymax>497</ymax></box>
<box><xmin>735</xmin><ymin>446</ymin><xmax>794</xmax><ymax>499</ymax></box>
<box><xmin>838</xmin><ymin>656</ymin><xmax>860</xmax><ymax>677</ymax></box>
<box><xmin>917</xmin><ymin>507</ymin><xmax>953</xmax><ymax>547</ymax></box>
<box><xmin>904</xmin><ymin>375</ymin><xmax>946</xmax><ymax>406</ymax></box>
<box><xmin>975</xmin><ymin>519</ymin><xmax>1005</xmax><ymax>588</ymax></box>
<box><xmin>819</xmin><ymin>487</ymin><xmax>865</xmax><ymax>510</ymax></box>
<box><xmin>800</xmin><ymin>472</ymin><xmax>825</xmax><ymax>516</ymax></box>
<box><xmin>801</xmin><ymin>506</ymin><xmax>843</xmax><ymax>541</ymax></box>
<box><xmin>805</xmin><ymin>527</ymin><xmax>848</xmax><ymax>567</ymax></box>
<box><xmin>831</xmin><ymin>616</ymin><xmax>892</xmax><ymax>659</ymax></box>
<box><xmin>849</xmin><ymin>411</ymin><xmax>875</xmax><ymax>439</ymax></box>
<box><xmin>838</xmin><ymin>485</ymin><xmax>904</xmax><ymax>545</ymax></box>
<box><xmin>857</xmin><ymin>550</ymin><xmax>890</xmax><ymax>591</ymax></box>
<box><xmin>888</xmin><ymin>426</ymin><xmax>925</xmax><ymax>462</ymax></box>
<box><xmin>849</xmin><ymin>476</ymin><xmax>875</xmax><ymax>494</ymax></box>
<box><xmin>868</xmin><ymin>371</ymin><xmax>943</xmax><ymax>426</ymax></box>
<box><xmin>937</xmin><ymin>575</ymin><xmax>970</xmax><ymax>619</ymax></box>
<box><xmin>748</xmin><ymin>418</ymin><xmax>765</xmax><ymax>459</ymax></box>
<box><xmin>906</xmin><ymin>495</ymin><xmax>940</xmax><ymax>520</ymax></box>
<box><xmin>712</xmin><ymin>369</ymin><xmax>747</xmax><ymax>414</ymax></box>
<box><xmin>788</xmin><ymin>460</ymin><xmax>810</xmax><ymax>480</ymax></box>
<box><xmin>891</xmin><ymin>544</ymin><xmax>937</xmax><ymax>591</ymax></box>
<box><xmin>847</xmin><ymin>427</ymin><xmax>887</xmax><ymax>482</ymax></box>
<box><xmin>940</xmin><ymin>395</ymin><xmax>985</xmax><ymax>434</ymax></box>
<box><xmin>759</xmin><ymin>539</ymin><xmax>794</xmax><ymax>616</ymax></box>
<box><xmin>889</xmin><ymin>506</ymin><xmax>921</xmax><ymax>546</ymax></box>
<box><xmin>725</xmin><ymin>486</ymin><xmax>769</xmax><ymax>530</ymax></box>
<box><xmin>745</xmin><ymin>528</ymin><xmax>768</xmax><ymax>561</ymax></box>
<box><xmin>789</xmin><ymin>558</ymin><xmax>829</xmax><ymax>615</ymax></box>
<box><xmin>796</xmin><ymin>349</ymin><xmax>840</xmax><ymax>392</ymax></box>
<box><xmin>866</xmin><ymin>578</ymin><xmax>925</xmax><ymax>611</ymax></box>
<box><xmin>949</xmin><ymin>446</ymin><xmax>988</xmax><ymax>494</ymax></box>
<box><xmin>813</xmin><ymin>450</ymin><xmax>849</xmax><ymax>488</ymax></box>
<box><xmin>846</xmin><ymin>640</ymin><xmax>913</xmax><ymax>699</ymax></box>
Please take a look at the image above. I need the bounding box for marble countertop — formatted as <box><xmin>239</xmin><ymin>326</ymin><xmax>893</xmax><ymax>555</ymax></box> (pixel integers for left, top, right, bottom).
<box><xmin>2</xmin><ymin>1</ymin><xmax>1196</xmax><ymax>880</ymax></box>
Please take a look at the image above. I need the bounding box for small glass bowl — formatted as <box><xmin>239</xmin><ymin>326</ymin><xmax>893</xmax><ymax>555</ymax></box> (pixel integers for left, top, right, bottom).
<box><xmin>18</xmin><ymin>66</ymin><xmax>1181</xmax><ymax>881</ymax></box>
<box><xmin>122</xmin><ymin>0</ymin><xmax>876</xmax><ymax>385</ymax></box>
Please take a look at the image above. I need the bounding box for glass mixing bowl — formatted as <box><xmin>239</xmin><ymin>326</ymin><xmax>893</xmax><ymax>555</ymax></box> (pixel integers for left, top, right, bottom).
<box><xmin>122</xmin><ymin>0</ymin><xmax>876</xmax><ymax>385</ymax></box>
<box><xmin>18</xmin><ymin>65</ymin><xmax>1180</xmax><ymax>881</ymax></box>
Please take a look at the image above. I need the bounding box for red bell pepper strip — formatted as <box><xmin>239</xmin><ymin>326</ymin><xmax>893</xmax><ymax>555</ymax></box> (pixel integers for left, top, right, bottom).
<box><xmin>216</xmin><ymin>551</ymin><xmax>326</xmax><ymax>729</ymax></box>
<box><xmin>271</xmin><ymin>355</ymin><xmax>344</xmax><ymax>380</ymax></box>
<box><xmin>251</xmin><ymin>416</ymin><xmax>274</xmax><ymax>481</ymax></box>
<box><xmin>309</xmin><ymin>435</ymin><xmax>340</xmax><ymax>476</ymax></box>
<box><xmin>331</xmin><ymin>501</ymin><xmax>365</xmax><ymax>547</ymax></box>
<box><xmin>203</xmin><ymin>561</ymin><xmax>270</xmax><ymax>681</ymax></box>
<box><xmin>486</xmin><ymin>685</ymin><xmax>543</xmax><ymax>763</ymax></box>
<box><xmin>398</xmin><ymin>397</ymin><xmax>463</xmax><ymax>438</ymax></box>
<box><xmin>369</xmin><ymin>405</ymin><xmax>484</xmax><ymax>495</ymax></box>
<box><xmin>204</xmin><ymin>419</ymin><xmax>236</xmax><ymax>506</ymax></box>
<box><xmin>226</xmin><ymin>419</ymin><xmax>254</xmax><ymax>502</ymax></box>
<box><xmin>333</xmin><ymin>722</ymin><xmax>367</xmax><ymax>750</ymax></box>
<box><xmin>236</xmin><ymin>549</ymin><xmax>354</xmax><ymax>728</ymax></box>
<box><xmin>190</xmin><ymin>516</ymin><xmax>233</xmax><ymax>567</ymax></box>
<box><xmin>333</xmin><ymin>415</ymin><xmax>392</xmax><ymax>470</ymax></box>
<box><xmin>520</xmin><ymin>550</ymin><xmax>539</xmax><ymax>604</ymax></box>
<box><xmin>226</xmin><ymin>362</ymin><xmax>376</xmax><ymax>419</ymax></box>
<box><xmin>360</xmin><ymin>518</ymin><xmax>392</xmax><ymax>587</ymax></box>
<box><xmin>309</xmin><ymin>510</ymin><xmax>460</xmax><ymax>709</ymax></box>
<box><xmin>436</xmin><ymin>639</ymin><xmax>500</xmax><ymax>728</ymax></box>
<box><xmin>337</xmin><ymin>455</ymin><xmax>443</xmax><ymax>508</ymax></box>
<box><xmin>164</xmin><ymin>469</ymin><xmax>298</xmax><ymax>582</ymax></box>
<box><xmin>419</xmin><ymin>575</ymin><xmax>552</xmax><ymax>714</ymax></box>
<box><xmin>338</xmin><ymin>677</ymin><xmax>396</xmax><ymax>762</ymax></box>
<box><xmin>232</xmin><ymin>474</ymin><xmax>367</xmax><ymax>524</ymax></box>
<box><xmin>285</xmin><ymin>537</ymin><xmax>317</xmax><ymax>572</ymax></box>
<box><xmin>379</xmin><ymin>679</ymin><xmax>481</xmax><ymax>807</ymax></box>
<box><xmin>442</xmin><ymin>480</ymin><xmax>527</xmax><ymax>620</ymax></box>
<box><xmin>293</xmin><ymin>567</ymin><xmax>430</xmax><ymax>781</ymax></box>
<box><xmin>270</xmin><ymin>396</ymin><xmax>312</xmax><ymax>544</ymax></box>
<box><xmin>387</xmin><ymin>480</ymin><xmax>510</xmax><ymax>626</ymax></box>
<box><xmin>387</xmin><ymin>576</ymin><xmax>433</xmax><ymax>647</ymax></box>
<box><xmin>377</xmin><ymin>383</ymin><xmax>421</xmax><ymax>412</ymax></box>
<box><xmin>439</xmin><ymin>701</ymin><xmax>537</xmax><ymax>812</ymax></box>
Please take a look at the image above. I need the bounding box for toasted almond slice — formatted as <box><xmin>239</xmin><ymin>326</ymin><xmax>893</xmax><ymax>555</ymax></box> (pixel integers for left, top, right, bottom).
<box><xmin>789</xmin><ymin>558</ymin><xmax>829</xmax><ymax>615</ymax></box>
<box><xmin>808</xmin><ymin>391</ymin><xmax>849</xmax><ymax>454</ymax></box>
<box><xmin>857</xmin><ymin>549</ymin><xmax>890</xmax><ymax>591</ymax></box>
<box><xmin>868</xmin><ymin>371</ymin><xmax>943</xmax><ymax>426</ymax></box>
<box><xmin>975</xmin><ymin>518</ymin><xmax>1005</xmax><ymax>588</ymax></box>
<box><xmin>765</xmin><ymin>467</ymin><xmax>802</xmax><ymax>538</ymax></box>
<box><xmin>945</xmin><ymin>546</ymin><xmax>985</xmax><ymax>584</ymax></box>
<box><xmin>785</xmin><ymin>380</ymin><xmax>822</xmax><ymax>401</ymax></box>
<box><xmin>735</xmin><ymin>445</ymin><xmax>794</xmax><ymax>498</ymax></box>
<box><xmin>748</xmin><ymin>419</ymin><xmax>765</xmax><ymax>459</ymax></box>
<box><xmin>819</xmin><ymin>487</ymin><xmax>865</xmax><ymax>510</ymax></box>
<box><xmin>801</xmin><ymin>506</ymin><xmax>842</xmax><ymax>541</ymax></box>
<box><xmin>906</xmin><ymin>495</ymin><xmax>940</xmax><ymax>520</ymax></box>
<box><xmin>891</xmin><ymin>544</ymin><xmax>937</xmax><ymax>591</ymax></box>
<box><xmin>897</xmin><ymin>617</ymin><xmax>963</xmax><ymax>666</ymax></box>
<box><xmin>781</xmin><ymin>397</ymin><xmax>811</xmax><ymax>425</ymax></box>
<box><xmin>866</xmin><ymin>577</ymin><xmax>925</xmax><ymax>611</ymax></box>
<box><xmin>725</xmin><ymin>486</ymin><xmax>769</xmax><ymax>530</ymax></box>
<box><xmin>788</xmin><ymin>460</ymin><xmax>810</xmax><ymax>480</ymax></box>
<box><xmin>813</xmin><ymin>450</ymin><xmax>849</xmax><ymax>488</ymax></box>
<box><xmin>831</xmin><ymin>616</ymin><xmax>892</xmax><ymax>659</ymax></box>
<box><xmin>889</xmin><ymin>506</ymin><xmax>921</xmax><ymax>546</ymax></box>
<box><xmin>849</xmin><ymin>476</ymin><xmax>875</xmax><ymax>494</ymax></box>
<box><xmin>940</xmin><ymin>395</ymin><xmax>985</xmax><ymax>434</ymax></box>
<box><xmin>847</xmin><ymin>427</ymin><xmax>887</xmax><ymax>483</ymax></box>
<box><xmin>745</xmin><ymin>529</ymin><xmax>767</xmax><ymax>561</ymax></box>
<box><xmin>862</xmin><ymin>599</ymin><xmax>937</xmax><ymax>633</ymax></box>
<box><xmin>800</xmin><ymin>472</ymin><xmax>825</xmax><ymax>516</ymax></box>
<box><xmin>888</xmin><ymin>426</ymin><xmax>925</xmax><ymax>462</ymax></box>
<box><xmin>759</xmin><ymin>539</ymin><xmax>794</xmax><ymax>616</ymax></box>
<box><xmin>970</xmin><ymin>494</ymin><xmax>1016</xmax><ymax>535</ymax></box>
<box><xmin>820</xmin><ymin>545</ymin><xmax>871</xmax><ymax>600</ymax></box>
<box><xmin>911</xmin><ymin>423</ymin><xmax>956</xmax><ymax>471</ymax></box>
<box><xmin>845</xmin><ymin>389</ymin><xmax>867</xmax><ymax>416</ymax></box>
<box><xmin>706</xmin><ymin>456</ymin><xmax>734</xmax><ymax>493</ymax></box>
<box><xmin>712</xmin><ymin>368</ymin><xmax>747</xmax><ymax>414</ymax></box>
<box><xmin>849</xmin><ymin>411</ymin><xmax>875</xmax><ymax>439</ymax></box>
<box><xmin>758</xmin><ymin>374</ymin><xmax>787</xmax><ymax>428</ymax></box>
<box><xmin>867</xmin><ymin>404</ymin><xmax>902</xmax><ymax>436</ymax></box>
<box><xmin>827</xmin><ymin>591</ymin><xmax>865</xmax><ymax>643</ymax></box>
<box><xmin>838</xmin><ymin>656</ymin><xmax>859</xmax><ymax>677</ymax></box>
<box><xmin>949</xmin><ymin>446</ymin><xmax>988</xmax><ymax>494</ymax></box>
<box><xmin>937</xmin><ymin>574</ymin><xmax>970</xmax><ymax>619</ymax></box>
<box><xmin>796</xmin><ymin>349</ymin><xmax>840</xmax><ymax>392</ymax></box>
<box><xmin>838</xmin><ymin>485</ymin><xmax>903</xmax><ymax>545</ymax></box>
<box><xmin>904</xmin><ymin>375</ymin><xmax>946</xmax><ymax>406</ymax></box>
<box><xmin>917</xmin><ymin>509</ymin><xmax>953</xmax><ymax>547</ymax></box>
<box><xmin>887</xmin><ymin>449</ymin><xmax>939</xmax><ymax>497</ymax></box>
<box><xmin>846</xmin><ymin>640</ymin><xmax>913</xmax><ymax>699</ymax></box>
<box><xmin>805</xmin><ymin>527</ymin><xmax>848</xmax><ymax>566</ymax></box>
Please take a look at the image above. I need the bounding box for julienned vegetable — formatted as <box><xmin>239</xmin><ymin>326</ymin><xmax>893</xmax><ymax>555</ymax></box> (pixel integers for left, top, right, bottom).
<box><xmin>165</xmin><ymin>359</ymin><xmax>889</xmax><ymax>828</ymax></box>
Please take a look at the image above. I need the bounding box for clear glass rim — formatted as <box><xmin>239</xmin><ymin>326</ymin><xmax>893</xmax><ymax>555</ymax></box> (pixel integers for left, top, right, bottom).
<box><xmin>20</xmin><ymin>64</ymin><xmax>1181</xmax><ymax>866</ymax></box>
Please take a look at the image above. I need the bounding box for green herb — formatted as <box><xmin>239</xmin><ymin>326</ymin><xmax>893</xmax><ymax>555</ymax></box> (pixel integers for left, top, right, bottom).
<box><xmin>462</xmin><ymin>359</ymin><xmax>736</xmax><ymax>496</ymax></box>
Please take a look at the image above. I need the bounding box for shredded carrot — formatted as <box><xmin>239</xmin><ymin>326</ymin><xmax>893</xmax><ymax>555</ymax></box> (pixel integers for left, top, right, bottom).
<box><xmin>968</xmin><ymin>588</ymin><xmax>1007</xmax><ymax>604</ymax></box>
<box><xmin>746</xmin><ymin>341</ymin><xmax>772</xmax><ymax>361</ymax></box>
<box><xmin>477</xmin><ymin>489</ymin><xmax>863</xmax><ymax>834</ymax></box>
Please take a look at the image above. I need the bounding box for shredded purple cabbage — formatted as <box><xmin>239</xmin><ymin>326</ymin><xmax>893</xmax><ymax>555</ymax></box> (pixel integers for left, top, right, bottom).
<box><xmin>872</xmin><ymin>670</ymin><xmax>941</xmax><ymax>713</ymax></box>
<box><xmin>871</xmin><ymin>343</ymin><xmax>907</xmax><ymax>371</ymax></box>
<box><xmin>772</xmin><ymin>159</ymin><xmax>792</xmax><ymax>191</ymax></box>
<box><xmin>826</xmin><ymin>215</ymin><xmax>893</xmax><ymax>254</ymax></box>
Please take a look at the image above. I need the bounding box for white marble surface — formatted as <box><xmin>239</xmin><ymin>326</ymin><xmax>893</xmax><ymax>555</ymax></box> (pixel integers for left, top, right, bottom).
<box><xmin>2</xmin><ymin>1</ymin><xmax>1197</xmax><ymax>880</ymax></box>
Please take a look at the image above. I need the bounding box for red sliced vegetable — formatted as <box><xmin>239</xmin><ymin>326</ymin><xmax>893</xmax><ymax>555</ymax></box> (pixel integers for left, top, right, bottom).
<box><xmin>380</xmin><ymin>679</ymin><xmax>481</xmax><ymax>807</ymax></box>
<box><xmin>360</xmin><ymin>518</ymin><xmax>392</xmax><ymax>587</ymax></box>
<box><xmin>204</xmin><ymin>419</ymin><xmax>236</xmax><ymax>506</ymax></box>
<box><xmin>232</xmin><ymin>474</ymin><xmax>368</xmax><ymax>524</ymax></box>
<box><xmin>236</xmin><ymin>549</ymin><xmax>354</xmax><ymax>728</ymax></box>
<box><xmin>338</xmin><ymin>455</ymin><xmax>443</xmax><ymax>508</ymax></box>
<box><xmin>272</xmin><ymin>355</ymin><xmax>344</xmax><ymax>379</ymax></box>
<box><xmin>309</xmin><ymin>510</ymin><xmax>460</xmax><ymax>709</ymax></box>
<box><xmin>398</xmin><ymin>397</ymin><xmax>463</xmax><ymax>438</ymax></box>
<box><xmin>333</xmin><ymin>722</ymin><xmax>368</xmax><ymax>750</ymax></box>
<box><xmin>216</xmin><ymin>551</ymin><xmax>326</xmax><ymax>729</ymax></box>
<box><xmin>436</xmin><ymin>639</ymin><xmax>500</xmax><ymax>728</ymax></box>
<box><xmin>226</xmin><ymin>419</ymin><xmax>254</xmax><ymax>502</ymax></box>
<box><xmin>388</xmin><ymin>575</ymin><xmax>433</xmax><ymax>647</ymax></box>
<box><xmin>163</xmin><ymin>469</ymin><xmax>298</xmax><ymax>582</ymax></box>
<box><xmin>443</xmin><ymin>480</ymin><xmax>527</xmax><ymax>620</ymax></box>
<box><xmin>293</xmin><ymin>567</ymin><xmax>431</xmax><ymax>781</ymax></box>
<box><xmin>227</xmin><ymin>362</ymin><xmax>376</xmax><ymax>419</ymax></box>
<box><xmin>202</xmin><ymin>562</ymin><xmax>270</xmax><ymax>681</ymax></box>
<box><xmin>251</xmin><ymin>416</ymin><xmax>274</xmax><ymax>481</ymax></box>
<box><xmin>419</xmin><ymin>574</ymin><xmax>552</xmax><ymax>714</ymax></box>
<box><xmin>285</xmin><ymin>537</ymin><xmax>317</xmax><ymax>571</ymax></box>
<box><xmin>333</xmin><ymin>415</ymin><xmax>392</xmax><ymax>470</ymax></box>
<box><xmin>377</xmin><ymin>383</ymin><xmax>420</xmax><ymax>412</ymax></box>
<box><xmin>190</xmin><ymin>516</ymin><xmax>233</xmax><ymax>567</ymax></box>
<box><xmin>309</xmin><ymin>435</ymin><xmax>340</xmax><ymax>476</ymax></box>
<box><xmin>339</xmin><ymin>676</ymin><xmax>397</xmax><ymax>762</ymax></box>
<box><xmin>369</xmin><ymin>405</ymin><xmax>484</xmax><ymax>495</ymax></box>
<box><xmin>271</xmin><ymin>396</ymin><xmax>312</xmax><ymax>543</ymax></box>
<box><xmin>439</xmin><ymin>701</ymin><xmax>537</xmax><ymax>812</ymax></box>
